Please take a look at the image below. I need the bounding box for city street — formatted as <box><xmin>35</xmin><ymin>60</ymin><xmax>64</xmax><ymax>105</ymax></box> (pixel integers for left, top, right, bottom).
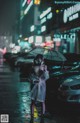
<box><xmin>0</xmin><ymin>0</ymin><xmax>80</xmax><ymax>123</ymax></box>
<box><xmin>0</xmin><ymin>60</ymin><xmax>80</xmax><ymax>123</ymax></box>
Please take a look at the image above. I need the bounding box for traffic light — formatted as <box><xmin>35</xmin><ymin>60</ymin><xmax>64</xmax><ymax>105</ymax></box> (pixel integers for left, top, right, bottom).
<box><xmin>34</xmin><ymin>0</ymin><xmax>41</xmax><ymax>5</ymax></box>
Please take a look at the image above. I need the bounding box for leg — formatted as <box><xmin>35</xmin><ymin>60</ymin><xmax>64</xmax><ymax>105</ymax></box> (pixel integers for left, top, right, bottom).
<box><xmin>42</xmin><ymin>102</ymin><xmax>45</xmax><ymax>114</ymax></box>
<box><xmin>40</xmin><ymin>102</ymin><xmax>45</xmax><ymax>123</ymax></box>
<box><xmin>30</xmin><ymin>100</ymin><xmax>35</xmax><ymax>123</ymax></box>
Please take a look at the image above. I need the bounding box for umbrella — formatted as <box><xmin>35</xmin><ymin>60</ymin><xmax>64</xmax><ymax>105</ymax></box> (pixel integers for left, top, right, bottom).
<box><xmin>27</xmin><ymin>47</ymin><xmax>66</xmax><ymax>62</ymax></box>
<box><xmin>43</xmin><ymin>49</ymin><xmax>66</xmax><ymax>61</ymax></box>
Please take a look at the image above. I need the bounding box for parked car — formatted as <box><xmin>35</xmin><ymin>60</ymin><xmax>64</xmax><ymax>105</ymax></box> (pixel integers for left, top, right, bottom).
<box><xmin>45</xmin><ymin>53</ymin><xmax>80</xmax><ymax>113</ymax></box>
<box><xmin>58</xmin><ymin>74</ymin><xmax>80</xmax><ymax>103</ymax></box>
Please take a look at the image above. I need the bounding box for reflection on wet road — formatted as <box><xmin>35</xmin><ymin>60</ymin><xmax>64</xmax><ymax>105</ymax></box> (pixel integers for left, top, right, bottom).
<box><xmin>0</xmin><ymin>61</ymin><xmax>80</xmax><ymax>123</ymax></box>
<box><xmin>0</xmin><ymin>63</ymin><xmax>44</xmax><ymax>123</ymax></box>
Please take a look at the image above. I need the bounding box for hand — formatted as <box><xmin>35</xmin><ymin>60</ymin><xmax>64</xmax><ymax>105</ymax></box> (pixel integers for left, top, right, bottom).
<box><xmin>40</xmin><ymin>65</ymin><xmax>47</xmax><ymax>71</ymax></box>
<box><xmin>44</xmin><ymin>65</ymin><xmax>47</xmax><ymax>71</ymax></box>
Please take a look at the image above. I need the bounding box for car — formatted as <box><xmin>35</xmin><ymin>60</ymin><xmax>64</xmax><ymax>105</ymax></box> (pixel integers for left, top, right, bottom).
<box><xmin>45</xmin><ymin>55</ymin><xmax>80</xmax><ymax>113</ymax></box>
<box><xmin>58</xmin><ymin>74</ymin><xmax>80</xmax><ymax>103</ymax></box>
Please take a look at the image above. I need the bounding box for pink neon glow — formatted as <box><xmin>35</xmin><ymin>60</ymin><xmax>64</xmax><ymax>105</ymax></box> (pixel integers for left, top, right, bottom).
<box><xmin>0</xmin><ymin>47</ymin><xmax>7</xmax><ymax>54</ymax></box>
<box><xmin>27</xmin><ymin>0</ymin><xmax>31</xmax><ymax>4</ymax></box>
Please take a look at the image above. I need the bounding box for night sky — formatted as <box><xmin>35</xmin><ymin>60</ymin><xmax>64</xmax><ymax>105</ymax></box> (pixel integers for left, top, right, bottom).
<box><xmin>0</xmin><ymin>0</ymin><xmax>17</xmax><ymax>35</ymax></box>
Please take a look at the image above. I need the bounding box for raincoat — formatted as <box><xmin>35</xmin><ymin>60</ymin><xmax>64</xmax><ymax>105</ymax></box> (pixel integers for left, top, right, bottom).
<box><xmin>29</xmin><ymin>66</ymin><xmax>49</xmax><ymax>102</ymax></box>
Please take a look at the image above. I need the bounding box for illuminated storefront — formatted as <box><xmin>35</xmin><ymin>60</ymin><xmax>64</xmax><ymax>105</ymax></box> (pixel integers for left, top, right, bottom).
<box><xmin>53</xmin><ymin>4</ymin><xmax>80</xmax><ymax>53</ymax></box>
<box><xmin>19</xmin><ymin>1</ymin><xmax>80</xmax><ymax>52</ymax></box>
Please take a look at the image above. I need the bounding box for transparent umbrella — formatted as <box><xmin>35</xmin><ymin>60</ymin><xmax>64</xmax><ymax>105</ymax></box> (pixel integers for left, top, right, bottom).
<box><xmin>28</xmin><ymin>47</ymin><xmax>66</xmax><ymax>62</ymax></box>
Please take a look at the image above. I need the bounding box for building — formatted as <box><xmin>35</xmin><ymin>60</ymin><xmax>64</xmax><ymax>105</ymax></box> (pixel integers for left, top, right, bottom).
<box><xmin>54</xmin><ymin>3</ymin><xmax>80</xmax><ymax>53</ymax></box>
<box><xmin>17</xmin><ymin>0</ymin><xmax>80</xmax><ymax>52</ymax></box>
<box><xmin>17</xmin><ymin>0</ymin><xmax>44</xmax><ymax>47</ymax></box>
<box><xmin>39</xmin><ymin>1</ymin><xmax>80</xmax><ymax>53</ymax></box>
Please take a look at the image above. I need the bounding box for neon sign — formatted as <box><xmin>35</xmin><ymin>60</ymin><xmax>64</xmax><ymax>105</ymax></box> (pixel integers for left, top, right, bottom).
<box><xmin>63</xmin><ymin>4</ymin><xmax>80</xmax><ymax>23</ymax></box>
<box><xmin>22</xmin><ymin>0</ymin><xmax>27</xmax><ymax>7</ymax></box>
<box><xmin>40</xmin><ymin>7</ymin><xmax>51</xmax><ymax>19</ymax></box>
<box><xmin>24</xmin><ymin>0</ymin><xmax>33</xmax><ymax>15</ymax></box>
<box><xmin>22</xmin><ymin>0</ymin><xmax>31</xmax><ymax>7</ymax></box>
<box><xmin>69</xmin><ymin>13</ymin><xmax>79</xmax><ymax>21</ymax></box>
<box><xmin>27</xmin><ymin>0</ymin><xmax>31</xmax><ymax>4</ymax></box>
<box><xmin>41</xmin><ymin>26</ymin><xmax>46</xmax><ymax>32</ymax></box>
<box><xmin>47</xmin><ymin>12</ymin><xmax>53</xmax><ymax>19</ymax></box>
<box><xmin>41</xmin><ymin>17</ymin><xmax>46</xmax><ymax>24</ymax></box>
<box><xmin>30</xmin><ymin>25</ymin><xmax>35</xmax><ymax>32</ymax></box>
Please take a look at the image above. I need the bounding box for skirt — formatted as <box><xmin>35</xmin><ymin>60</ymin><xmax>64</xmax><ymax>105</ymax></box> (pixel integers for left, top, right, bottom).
<box><xmin>31</xmin><ymin>82</ymin><xmax>46</xmax><ymax>102</ymax></box>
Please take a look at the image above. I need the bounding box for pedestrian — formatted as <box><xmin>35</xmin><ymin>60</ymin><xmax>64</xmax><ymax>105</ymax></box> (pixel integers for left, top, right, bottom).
<box><xmin>29</xmin><ymin>54</ymin><xmax>49</xmax><ymax>123</ymax></box>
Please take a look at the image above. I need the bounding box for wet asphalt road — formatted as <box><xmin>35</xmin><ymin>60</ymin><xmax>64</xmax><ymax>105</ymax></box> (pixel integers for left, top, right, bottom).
<box><xmin>0</xmin><ymin>60</ymin><xmax>80</xmax><ymax>123</ymax></box>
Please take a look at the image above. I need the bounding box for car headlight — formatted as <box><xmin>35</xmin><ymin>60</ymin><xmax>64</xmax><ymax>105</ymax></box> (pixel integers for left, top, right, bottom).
<box><xmin>70</xmin><ymin>84</ymin><xmax>80</xmax><ymax>90</ymax></box>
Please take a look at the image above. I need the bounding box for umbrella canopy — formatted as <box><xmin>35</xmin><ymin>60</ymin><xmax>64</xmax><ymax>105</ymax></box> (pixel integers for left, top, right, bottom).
<box><xmin>27</xmin><ymin>47</ymin><xmax>66</xmax><ymax>62</ymax></box>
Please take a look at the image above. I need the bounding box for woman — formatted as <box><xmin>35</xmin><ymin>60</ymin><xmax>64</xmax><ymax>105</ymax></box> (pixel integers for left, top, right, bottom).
<box><xmin>29</xmin><ymin>54</ymin><xmax>49</xmax><ymax>123</ymax></box>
